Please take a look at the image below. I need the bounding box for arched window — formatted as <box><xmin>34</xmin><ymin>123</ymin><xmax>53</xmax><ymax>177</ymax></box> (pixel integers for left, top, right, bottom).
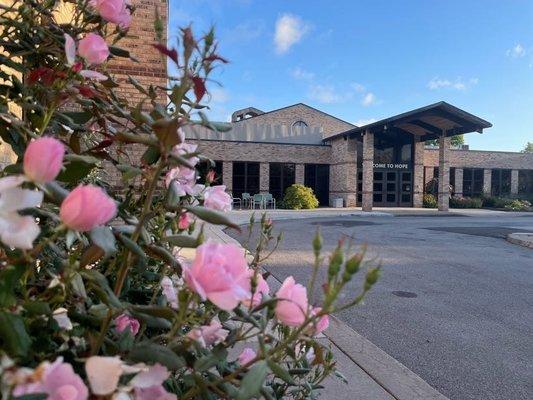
<box><xmin>291</xmin><ymin>120</ymin><xmax>308</xmax><ymax>134</ymax></box>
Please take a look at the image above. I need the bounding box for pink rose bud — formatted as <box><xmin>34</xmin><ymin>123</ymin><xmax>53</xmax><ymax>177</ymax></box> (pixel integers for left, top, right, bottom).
<box><xmin>204</xmin><ymin>185</ymin><xmax>232</xmax><ymax>212</ymax></box>
<box><xmin>178</xmin><ymin>212</ymin><xmax>192</xmax><ymax>230</ymax></box>
<box><xmin>114</xmin><ymin>313</ymin><xmax>140</xmax><ymax>336</ymax></box>
<box><xmin>13</xmin><ymin>358</ymin><xmax>88</xmax><ymax>400</ymax></box>
<box><xmin>186</xmin><ymin>320</ymin><xmax>228</xmax><ymax>347</ymax></box>
<box><xmin>309</xmin><ymin>307</ymin><xmax>329</xmax><ymax>335</ymax></box>
<box><xmin>184</xmin><ymin>241</ymin><xmax>251</xmax><ymax>311</ymax></box>
<box><xmin>237</xmin><ymin>348</ymin><xmax>257</xmax><ymax>365</ymax></box>
<box><xmin>91</xmin><ymin>0</ymin><xmax>131</xmax><ymax>29</ymax></box>
<box><xmin>206</xmin><ymin>169</ymin><xmax>216</xmax><ymax>184</ymax></box>
<box><xmin>60</xmin><ymin>185</ymin><xmax>117</xmax><ymax>232</ymax></box>
<box><xmin>23</xmin><ymin>137</ymin><xmax>65</xmax><ymax>183</ymax></box>
<box><xmin>275</xmin><ymin>276</ymin><xmax>309</xmax><ymax>327</ymax></box>
<box><xmin>78</xmin><ymin>33</ymin><xmax>110</xmax><ymax>65</ymax></box>
<box><xmin>242</xmin><ymin>271</ymin><xmax>269</xmax><ymax>308</ymax></box>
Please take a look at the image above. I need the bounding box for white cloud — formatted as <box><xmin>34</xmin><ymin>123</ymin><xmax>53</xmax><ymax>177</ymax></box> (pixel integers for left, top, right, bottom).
<box><xmin>274</xmin><ymin>14</ymin><xmax>310</xmax><ymax>54</ymax></box>
<box><xmin>290</xmin><ymin>67</ymin><xmax>315</xmax><ymax>80</ymax></box>
<box><xmin>361</xmin><ymin>92</ymin><xmax>376</xmax><ymax>106</ymax></box>
<box><xmin>506</xmin><ymin>43</ymin><xmax>526</xmax><ymax>58</ymax></box>
<box><xmin>308</xmin><ymin>84</ymin><xmax>346</xmax><ymax>104</ymax></box>
<box><xmin>427</xmin><ymin>77</ymin><xmax>478</xmax><ymax>91</ymax></box>
<box><xmin>351</xmin><ymin>83</ymin><xmax>366</xmax><ymax>93</ymax></box>
<box><xmin>354</xmin><ymin>118</ymin><xmax>377</xmax><ymax>127</ymax></box>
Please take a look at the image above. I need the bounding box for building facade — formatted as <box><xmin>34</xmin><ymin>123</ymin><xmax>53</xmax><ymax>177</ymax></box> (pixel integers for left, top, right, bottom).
<box><xmin>187</xmin><ymin>102</ymin><xmax>533</xmax><ymax>210</ymax></box>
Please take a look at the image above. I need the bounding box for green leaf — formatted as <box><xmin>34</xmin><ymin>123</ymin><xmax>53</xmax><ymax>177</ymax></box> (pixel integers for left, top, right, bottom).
<box><xmin>129</xmin><ymin>343</ymin><xmax>185</xmax><ymax>370</ymax></box>
<box><xmin>43</xmin><ymin>181</ymin><xmax>69</xmax><ymax>203</ymax></box>
<box><xmin>117</xmin><ymin>164</ymin><xmax>142</xmax><ymax>182</ymax></box>
<box><xmin>23</xmin><ymin>301</ymin><xmax>51</xmax><ymax>317</ymax></box>
<box><xmin>80</xmin><ymin>245</ymin><xmax>105</xmax><ymax>267</ymax></box>
<box><xmin>194</xmin><ymin>346</ymin><xmax>227</xmax><ymax>372</ymax></box>
<box><xmin>3</xmin><ymin>163</ymin><xmax>23</xmax><ymax>174</ymax></box>
<box><xmin>185</xmin><ymin>206</ymin><xmax>240</xmax><ymax>230</ymax></box>
<box><xmin>64</xmin><ymin>154</ymin><xmax>100</xmax><ymax>164</ymax></box>
<box><xmin>152</xmin><ymin>118</ymin><xmax>181</xmax><ymax>147</ymax></box>
<box><xmin>162</xmin><ymin>234</ymin><xmax>198</xmax><ymax>248</ymax></box>
<box><xmin>0</xmin><ymin>311</ymin><xmax>32</xmax><ymax>358</ymax></box>
<box><xmin>117</xmin><ymin>234</ymin><xmax>147</xmax><ymax>265</ymax></box>
<box><xmin>56</xmin><ymin>160</ymin><xmax>95</xmax><ymax>183</ymax></box>
<box><xmin>61</xmin><ymin>111</ymin><xmax>93</xmax><ymax>125</ymax></box>
<box><xmin>130</xmin><ymin>305</ymin><xmax>176</xmax><ymax>320</ymax></box>
<box><xmin>267</xmin><ymin>360</ymin><xmax>295</xmax><ymax>385</ymax></box>
<box><xmin>90</xmin><ymin>226</ymin><xmax>117</xmax><ymax>256</ymax></box>
<box><xmin>12</xmin><ymin>394</ymin><xmax>47</xmax><ymax>400</ymax></box>
<box><xmin>237</xmin><ymin>360</ymin><xmax>268</xmax><ymax>400</ymax></box>
<box><xmin>0</xmin><ymin>265</ymin><xmax>25</xmax><ymax>307</ymax></box>
<box><xmin>80</xmin><ymin>270</ymin><xmax>121</xmax><ymax>308</ymax></box>
<box><xmin>109</xmin><ymin>46</ymin><xmax>130</xmax><ymax>58</ymax></box>
<box><xmin>141</xmin><ymin>146</ymin><xmax>160</xmax><ymax>165</ymax></box>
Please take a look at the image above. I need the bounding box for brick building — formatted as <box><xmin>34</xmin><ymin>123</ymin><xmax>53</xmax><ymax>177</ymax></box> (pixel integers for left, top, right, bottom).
<box><xmin>186</xmin><ymin>102</ymin><xmax>533</xmax><ymax>210</ymax></box>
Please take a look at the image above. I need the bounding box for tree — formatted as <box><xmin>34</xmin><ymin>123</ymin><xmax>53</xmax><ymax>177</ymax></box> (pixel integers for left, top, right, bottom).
<box><xmin>521</xmin><ymin>142</ymin><xmax>533</xmax><ymax>153</ymax></box>
<box><xmin>426</xmin><ymin>135</ymin><xmax>465</xmax><ymax>148</ymax></box>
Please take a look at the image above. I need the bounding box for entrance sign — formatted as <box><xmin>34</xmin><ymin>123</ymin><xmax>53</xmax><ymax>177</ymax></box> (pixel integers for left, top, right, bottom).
<box><xmin>373</xmin><ymin>163</ymin><xmax>409</xmax><ymax>170</ymax></box>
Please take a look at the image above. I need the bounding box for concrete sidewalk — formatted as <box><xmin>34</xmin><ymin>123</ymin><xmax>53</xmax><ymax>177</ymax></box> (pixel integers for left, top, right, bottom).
<box><xmin>193</xmin><ymin>220</ymin><xmax>449</xmax><ymax>400</ymax></box>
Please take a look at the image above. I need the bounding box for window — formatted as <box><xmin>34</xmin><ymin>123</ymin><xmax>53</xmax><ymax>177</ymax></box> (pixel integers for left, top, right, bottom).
<box><xmin>462</xmin><ymin>168</ymin><xmax>484</xmax><ymax>197</ymax></box>
<box><xmin>374</xmin><ymin>131</ymin><xmax>413</xmax><ymax>165</ymax></box>
<box><xmin>305</xmin><ymin>164</ymin><xmax>330</xmax><ymax>206</ymax></box>
<box><xmin>491</xmin><ymin>169</ymin><xmax>511</xmax><ymax>197</ymax></box>
<box><xmin>232</xmin><ymin>162</ymin><xmax>260</xmax><ymax>199</ymax></box>
<box><xmin>269</xmin><ymin>163</ymin><xmax>295</xmax><ymax>201</ymax></box>
<box><xmin>450</xmin><ymin>167</ymin><xmax>456</xmax><ymax>195</ymax></box>
<box><xmin>518</xmin><ymin>170</ymin><xmax>533</xmax><ymax>195</ymax></box>
<box><xmin>291</xmin><ymin>120</ymin><xmax>308</xmax><ymax>134</ymax></box>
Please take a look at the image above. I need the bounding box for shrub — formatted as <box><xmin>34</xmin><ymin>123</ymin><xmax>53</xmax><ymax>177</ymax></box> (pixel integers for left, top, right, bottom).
<box><xmin>504</xmin><ymin>199</ymin><xmax>532</xmax><ymax>211</ymax></box>
<box><xmin>283</xmin><ymin>184</ymin><xmax>319</xmax><ymax>210</ymax></box>
<box><xmin>0</xmin><ymin>2</ymin><xmax>379</xmax><ymax>398</ymax></box>
<box><xmin>450</xmin><ymin>197</ymin><xmax>483</xmax><ymax>208</ymax></box>
<box><xmin>423</xmin><ymin>193</ymin><xmax>438</xmax><ymax>208</ymax></box>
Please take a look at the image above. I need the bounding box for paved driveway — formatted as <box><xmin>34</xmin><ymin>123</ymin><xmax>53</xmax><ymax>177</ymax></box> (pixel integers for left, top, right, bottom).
<box><xmin>228</xmin><ymin>213</ymin><xmax>533</xmax><ymax>400</ymax></box>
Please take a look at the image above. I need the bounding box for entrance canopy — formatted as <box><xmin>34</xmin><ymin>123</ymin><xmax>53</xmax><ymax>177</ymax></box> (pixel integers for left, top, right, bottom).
<box><xmin>326</xmin><ymin>101</ymin><xmax>492</xmax><ymax>142</ymax></box>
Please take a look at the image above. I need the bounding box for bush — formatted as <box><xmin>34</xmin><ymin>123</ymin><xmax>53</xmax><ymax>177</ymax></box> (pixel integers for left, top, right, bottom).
<box><xmin>504</xmin><ymin>199</ymin><xmax>532</xmax><ymax>211</ymax></box>
<box><xmin>450</xmin><ymin>197</ymin><xmax>483</xmax><ymax>208</ymax></box>
<box><xmin>423</xmin><ymin>193</ymin><xmax>438</xmax><ymax>208</ymax></box>
<box><xmin>282</xmin><ymin>184</ymin><xmax>319</xmax><ymax>209</ymax></box>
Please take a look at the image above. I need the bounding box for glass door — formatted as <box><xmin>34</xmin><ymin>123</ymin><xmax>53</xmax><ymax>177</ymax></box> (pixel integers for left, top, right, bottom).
<box><xmin>399</xmin><ymin>171</ymin><xmax>412</xmax><ymax>206</ymax></box>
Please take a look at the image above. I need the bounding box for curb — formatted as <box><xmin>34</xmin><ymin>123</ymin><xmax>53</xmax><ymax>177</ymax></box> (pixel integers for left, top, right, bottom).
<box><xmin>507</xmin><ymin>233</ymin><xmax>533</xmax><ymax>249</ymax></box>
<box><xmin>206</xmin><ymin>222</ymin><xmax>449</xmax><ymax>400</ymax></box>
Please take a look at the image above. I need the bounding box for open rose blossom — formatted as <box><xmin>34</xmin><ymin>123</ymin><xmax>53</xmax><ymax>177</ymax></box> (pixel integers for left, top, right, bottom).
<box><xmin>237</xmin><ymin>348</ymin><xmax>257</xmax><ymax>365</ymax></box>
<box><xmin>203</xmin><ymin>185</ymin><xmax>232</xmax><ymax>212</ymax></box>
<box><xmin>184</xmin><ymin>241</ymin><xmax>251</xmax><ymax>310</ymax></box>
<box><xmin>114</xmin><ymin>313</ymin><xmax>140</xmax><ymax>336</ymax></box>
<box><xmin>23</xmin><ymin>137</ymin><xmax>65</xmax><ymax>183</ymax></box>
<box><xmin>60</xmin><ymin>185</ymin><xmax>116</xmax><ymax>232</ymax></box>
<box><xmin>187</xmin><ymin>320</ymin><xmax>228</xmax><ymax>347</ymax></box>
<box><xmin>90</xmin><ymin>0</ymin><xmax>131</xmax><ymax>29</ymax></box>
<box><xmin>13</xmin><ymin>357</ymin><xmax>88</xmax><ymax>400</ymax></box>
<box><xmin>275</xmin><ymin>276</ymin><xmax>309</xmax><ymax>327</ymax></box>
<box><xmin>78</xmin><ymin>33</ymin><xmax>109</xmax><ymax>65</ymax></box>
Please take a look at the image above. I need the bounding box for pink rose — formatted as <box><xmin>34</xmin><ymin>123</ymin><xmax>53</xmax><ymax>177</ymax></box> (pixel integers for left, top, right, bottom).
<box><xmin>204</xmin><ymin>185</ymin><xmax>232</xmax><ymax>212</ymax></box>
<box><xmin>172</xmin><ymin>142</ymin><xmax>199</xmax><ymax>166</ymax></box>
<box><xmin>237</xmin><ymin>348</ymin><xmax>257</xmax><ymax>365</ymax></box>
<box><xmin>60</xmin><ymin>185</ymin><xmax>117</xmax><ymax>232</ymax></box>
<box><xmin>178</xmin><ymin>212</ymin><xmax>192</xmax><ymax>230</ymax></box>
<box><xmin>187</xmin><ymin>320</ymin><xmax>228</xmax><ymax>347</ymax></box>
<box><xmin>13</xmin><ymin>358</ymin><xmax>88</xmax><ymax>400</ymax></box>
<box><xmin>206</xmin><ymin>169</ymin><xmax>216</xmax><ymax>184</ymax></box>
<box><xmin>242</xmin><ymin>272</ymin><xmax>269</xmax><ymax>308</ymax></box>
<box><xmin>165</xmin><ymin>166</ymin><xmax>197</xmax><ymax>196</ymax></box>
<box><xmin>184</xmin><ymin>241</ymin><xmax>251</xmax><ymax>310</ymax></box>
<box><xmin>90</xmin><ymin>0</ymin><xmax>131</xmax><ymax>29</ymax></box>
<box><xmin>114</xmin><ymin>313</ymin><xmax>140</xmax><ymax>336</ymax></box>
<box><xmin>78</xmin><ymin>33</ymin><xmax>109</xmax><ymax>65</ymax></box>
<box><xmin>309</xmin><ymin>307</ymin><xmax>329</xmax><ymax>335</ymax></box>
<box><xmin>130</xmin><ymin>364</ymin><xmax>176</xmax><ymax>400</ymax></box>
<box><xmin>275</xmin><ymin>276</ymin><xmax>309</xmax><ymax>327</ymax></box>
<box><xmin>23</xmin><ymin>137</ymin><xmax>65</xmax><ymax>183</ymax></box>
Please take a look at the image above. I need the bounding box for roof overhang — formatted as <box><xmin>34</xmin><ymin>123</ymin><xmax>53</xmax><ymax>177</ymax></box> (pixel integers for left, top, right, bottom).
<box><xmin>324</xmin><ymin>101</ymin><xmax>492</xmax><ymax>142</ymax></box>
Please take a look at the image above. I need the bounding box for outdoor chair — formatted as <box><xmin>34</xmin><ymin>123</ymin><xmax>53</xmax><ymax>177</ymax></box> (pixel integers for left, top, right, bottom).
<box><xmin>242</xmin><ymin>192</ymin><xmax>252</xmax><ymax>209</ymax></box>
<box><xmin>230</xmin><ymin>193</ymin><xmax>242</xmax><ymax>209</ymax></box>
<box><xmin>252</xmin><ymin>193</ymin><xmax>265</xmax><ymax>209</ymax></box>
<box><xmin>264</xmin><ymin>193</ymin><xmax>276</xmax><ymax>209</ymax></box>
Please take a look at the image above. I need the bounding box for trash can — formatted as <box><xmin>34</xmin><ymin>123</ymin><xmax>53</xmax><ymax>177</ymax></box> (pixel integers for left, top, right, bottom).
<box><xmin>333</xmin><ymin>198</ymin><xmax>343</xmax><ymax>208</ymax></box>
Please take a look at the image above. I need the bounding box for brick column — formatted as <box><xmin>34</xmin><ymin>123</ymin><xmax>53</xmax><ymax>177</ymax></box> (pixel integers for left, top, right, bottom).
<box><xmin>259</xmin><ymin>162</ymin><xmax>269</xmax><ymax>193</ymax></box>
<box><xmin>222</xmin><ymin>161</ymin><xmax>233</xmax><ymax>193</ymax></box>
<box><xmin>511</xmin><ymin>170</ymin><xmax>519</xmax><ymax>194</ymax></box>
<box><xmin>412</xmin><ymin>138</ymin><xmax>425</xmax><ymax>207</ymax></box>
<box><xmin>328</xmin><ymin>136</ymin><xmax>357</xmax><ymax>207</ymax></box>
<box><xmin>295</xmin><ymin>164</ymin><xmax>305</xmax><ymax>185</ymax></box>
<box><xmin>362</xmin><ymin>130</ymin><xmax>374</xmax><ymax>211</ymax></box>
<box><xmin>438</xmin><ymin>135</ymin><xmax>450</xmax><ymax>211</ymax></box>
<box><xmin>454</xmin><ymin>168</ymin><xmax>463</xmax><ymax>198</ymax></box>
<box><xmin>483</xmin><ymin>169</ymin><xmax>492</xmax><ymax>196</ymax></box>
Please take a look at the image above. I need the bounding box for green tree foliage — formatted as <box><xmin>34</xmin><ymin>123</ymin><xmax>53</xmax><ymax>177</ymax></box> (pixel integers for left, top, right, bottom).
<box><xmin>283</xmin><ymin>184</ymin><xmax>319</xmax><ymax>210</ymax></box>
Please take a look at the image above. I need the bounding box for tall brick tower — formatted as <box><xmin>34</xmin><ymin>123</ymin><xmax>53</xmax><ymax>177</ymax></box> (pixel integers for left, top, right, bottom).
<box><xmin>107</xmin><ymin>0</ymin><xmax>168</xmax><ymax>104</ymax></box>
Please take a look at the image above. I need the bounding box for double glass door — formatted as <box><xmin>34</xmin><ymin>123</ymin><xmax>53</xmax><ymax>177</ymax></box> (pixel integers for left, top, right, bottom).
<box><xmin>372</xmin><ymin>170</ymin><xmax>412</xmax><ymax>207</ymax></box>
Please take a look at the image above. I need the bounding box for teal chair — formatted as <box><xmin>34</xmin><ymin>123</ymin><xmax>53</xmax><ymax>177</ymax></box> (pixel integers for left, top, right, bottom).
<box><xmin>252</xmin><ymin>193</ymin><xmax>265</xmax><ymax>209</ymax></box>
<box><xmin>242</xmin><ymin>192</ymin><xmax>251</xmax><ymax>209</ymax></box>
<box><xmin>264</xmin><ymin>193</ymin><xmax>276</xmax><ymax>209</ymax></box>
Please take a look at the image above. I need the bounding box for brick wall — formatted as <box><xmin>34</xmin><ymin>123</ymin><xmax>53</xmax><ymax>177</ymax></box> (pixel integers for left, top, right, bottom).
<box><xmin>234</xmin><ymin>103</ymin><xmax>354</xmax><ymax>139</ymax></box>
<box><xmin>424</xmin><ymin>148</ymin><xmax>533</xmax><ymax>170</ymax></box>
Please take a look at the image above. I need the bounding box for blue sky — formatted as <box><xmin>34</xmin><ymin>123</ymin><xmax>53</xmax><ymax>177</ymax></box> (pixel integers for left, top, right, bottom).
<box><xmin>169</xmin><ymin>0</ymin><xmax>533</xmax><ymax>152</ymax></box>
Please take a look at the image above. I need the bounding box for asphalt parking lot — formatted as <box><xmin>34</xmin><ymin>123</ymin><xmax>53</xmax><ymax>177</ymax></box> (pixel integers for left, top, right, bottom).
<box><xmin>228</xmin><ymin>213</ymin><xmax>533</xmax><ymax>400</ymax></box>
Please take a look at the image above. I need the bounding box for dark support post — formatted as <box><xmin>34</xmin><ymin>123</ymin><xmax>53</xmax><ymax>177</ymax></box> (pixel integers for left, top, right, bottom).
<box><xmin>438</xmin><ymin>133</ymin><xmax>450</xmax><ymax>211</ymax></box>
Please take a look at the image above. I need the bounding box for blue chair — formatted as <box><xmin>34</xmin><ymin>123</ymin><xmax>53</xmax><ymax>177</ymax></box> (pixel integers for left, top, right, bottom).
<box><xmin>252</xmin><ymin>193</ymin><xmax>265</xmax><ymax>209</ymax></box>
<box><xmin>242</xmin><ymin>193</ymin><xmax>252</xmax><ymax>209</ymax></box>
<box><xmin>264</xmin><ymin>193</ymin><xmax>276</xmax><ymax>209</ymax></box>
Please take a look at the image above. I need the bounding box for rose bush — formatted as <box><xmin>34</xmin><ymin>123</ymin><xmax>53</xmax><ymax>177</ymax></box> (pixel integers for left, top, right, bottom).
<box><xmin>0</xmin><ymin>1</ymin><xmax>379</xmax><ymax>399</ymax></box>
